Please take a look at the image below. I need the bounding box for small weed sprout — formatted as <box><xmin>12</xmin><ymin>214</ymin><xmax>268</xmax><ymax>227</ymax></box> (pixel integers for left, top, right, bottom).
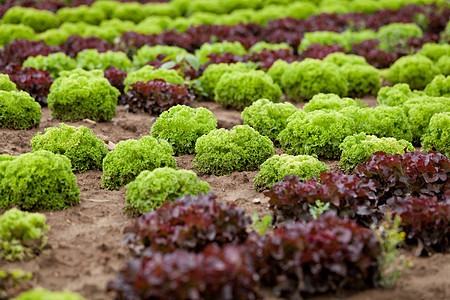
<box><xmin>0</xmin><ymin>269</ymin><xmax>32</xmax><ymax>299</ymax></box>
<box><xmin>252</xmin><ymin>212</ymin><xmax>273</xmax><ymax>235</ymax></box>
<box><xmin>308</xmin><ymin>200</ymin><xmax>330</xmax><ymax>219</ymax></box>
<box><xmin>376</xmin><ymin>212</ymin><xmax>412</xmax><ymax>288</ymax></box>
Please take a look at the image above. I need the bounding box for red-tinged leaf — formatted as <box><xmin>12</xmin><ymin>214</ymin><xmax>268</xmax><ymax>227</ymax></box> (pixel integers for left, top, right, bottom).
<box><xmin>423</xmin><ymin>172</ymin><xmax>440</xmax><ymax>183</ymax></box>
<box><xmin>355</xmin><ymin>151</ymin><xmax>449</xmax><ymax>201</ymax></box>
<box><xmin>389</xmin><ymin>195</ymin><xmax>449</xmax><ymax>255</ymax></box>
<box><xmin>59</xmin><ymin>35</ymin><xmax>112</xmax><ymax>58</ymax></box>
<box><xmin>267</xmin><ymin>173</ymin><xmax>381</xmax><ymax>227</ymax></box>
<box><xmin>108</xmin><ymin>244</ymin><xmax>261</xmax><ymax>300</ymax></box>
<box><xmin>1</xmin><ymin>63</ymin><xmax>53</xmax><ymax>106</ymax></box>
<box><xmin>124</xmin><ymin>193</ymin><xmax>250</xmax><ymax>256</ymax></box>
<box><xmin>247</xmin><ymin>212</ymin><xmax>380</xmax><ymax>297</ymax></box>
<box><xmin>126</xmin><ymin>79</ymin><xmax>194</xmax><ymax>115</ymax></box>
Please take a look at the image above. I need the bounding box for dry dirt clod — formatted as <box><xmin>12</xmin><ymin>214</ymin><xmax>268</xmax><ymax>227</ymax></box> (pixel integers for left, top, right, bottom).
<box><xmin>82</xmin><ymin>119</ymin><xmax>97</xmax><ymax>125</ymax></box>
<box><xmin>106</xmin><ymin>141</ymin><xmax>116</xmax><ymax>151</ymax></box>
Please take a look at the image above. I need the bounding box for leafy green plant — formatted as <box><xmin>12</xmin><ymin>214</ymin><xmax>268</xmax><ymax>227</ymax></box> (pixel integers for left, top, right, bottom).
<box><xmin>248</xmin><ymin>41</ymin><xmax>292</xmax><ymax>54</ymax></box>
<box><xmin>299</xmin><ymin>31</ymin><xmax>346</xmax><ymax>51</ymax></box>
<box><xmin>101</xmin><ymin>136</ymin><xmax>177</xmax><ymax>190</ymax></box>
<box><xmin>132</xmin><ymin>45</ymin><xmax>188</xmax><ymax>67</ymax></box>
<box><xmin>134</xmin><ymin>19</ymin><xmax>164</xmax><ymax>35</ymax></box>
<box><xmin>424</xmin><ymin>75</ymin><xmax>450</xmax><ymax>97</ymax></box>
<box><xmin>57</xmin><ymin>5</ymin><xmax>106</xmax><ymax>25</ymax></box>
<box><xmin>194</xmin><ymin>62</ymin><xmax>253</xmax><ymax>99</ymax></box>
<box><xmin>302</xmin><ymin>93</ymin><xmax>357</xmax><ymax>112</ymax></box>
<box><xmin>30</xmin><ymin>123</ymin><xmax>109</xmax><ymax>172</ymax></box>
<box><xmin>241</xmin><ymin>98</ymin><xmax>297</xmax><ymax>142</ymax></box>
<box><xmin>142</xmin><ymin>3</ymin><xmax>181</xmax><ymax>18</ymax></box>
<box><xmin>124</xmin><ymin>66</ymin><xmax>185</xmax><ymax>92</ymax></box>
<box><xmin>57</xmin><ymin>68</ymin><xmax>105</xmax><ymax>80</ymax></box>
<box><xmin>280</xmin><ymin>59</ymin><xmax>348</xmax><ymax>101</ymax></box>
<box><xmin>23</xmin><ymin>53</ymin><xmax>77</xmax><ymax>78</ymax></box>
<box><xmin>77</xmin><ymin>24</ymin><xmax>121</xmax><ymax>44</ymax></box>
<box><xmin>125</xmin><ymin>167</ymin><xmax>210</xmax><ymax>215</ymax></box>
<box><xmin>76</xmin><ymin>49</ymin><xmax>133</xmax><ymax>71</ymax></box>
<box><xmin>421</xmin><ymin>112</ymin><xmax>449</xmax><ymax>157</ymax></box>
<box><xmin>2</xmin><ymin>7</ymin><xmax>60</xmax><ymax>33</ymax></box>
<box><xmin>0</xmin><ymin>208</ymin><xmax>50</xmax><ymax>261</ymax></box>
<box><xmin>100</xmin><ymin>19</ymin><xmax>135</xmax><ymax>35</ymax></box>
<box><xmin>214</xmin><ymin>70</ymin><xmax>282</xmax><ymax>109</ymax></box>
<box><xmin>376</xmin><ymin>212</ymin><xmax>412</xmax><ymax>288</ymax></box>
<box><xmin>267</xmin><ymin>59</ymin><xmax>290</xmax><ymax>87</ymax></box>
<box><xmin>0</xmin><ymin>74</ymin><xmax>18</xmax><ymax>92</ymax></box>
<box><xmin>377</xmin><ymin>23</ymin><xmax>422</xmax><ymax>52</ymax></box>
<box><xmin>403</xmin><ymin>96</ymin><xmax>450</xmax><ymax>144</ymax></box>
<box><xmin>308</xmin><ymin>200</ymin><xmax>331</xmax><ymax>220</ymax></box>
<box><xmin>47</xmin><ymin>73</ymin><xmax>119</xmax><ymax>122</ymax></box>
<box><xmin>0</xmin><ymin>269</ymin><xmax>32</xmax><ymax>299</ymax></box>
<box><xmin>12</xmin><ymin>288</ymin><xmax>87</xmax><ymax>300</ymax></box>
<box><xmin>278</xmin><ymin>110</ymin><xmax>356</xmax><ymax>158</ymax></box>
<box><xmin>157</xmin><ymin>53</ymin><xmax>201</xmax><ymax>79</ymax></box>
<box><xmin>194</xmin><ymin>125</ymin><xmax>274</xmax><ymax>175</ymax></box>
<box><xmin>323</xmin><ymin>52</ymin><xmax>369</xmax><ymax>67</ymax></box>
<box><xmin>377</xmin><ymin>83</ymin><xmax>417</xmax><ymax>106</ymax></box>
<box><xmin>385</xmin><ymin>55</ymin><xmax>440</xmax><ymax>90</ymax></box>
<box><xmin>339</xmin><ymin>133</ymin><xmax>415</xmax><ymax>172</ymax></box>
<box><xmin>285</xmin><ymin>1</ymin><xmax>318</xmax><ymax>19</ymax></box>
<box><xmin>251</xmin><ymin>212</ymin><xmax>273</xmax><ymax>235</ymax></box>
<box><xmin>0</xmin><ymin>24</ymin><xmax>34</xmax><ymax>46</ymax></box>
<box><xmin>111</xmin><ymin>2</ymin><xmax>148</xmax><ymax>23</ymax></box>
<box><xmin>441</xmin><ymin>20</ymin><xmax>450</xmax><ymax>43</ymax></box>
<box><xmin>340</xmin><ymin>105</ymin><xmax>413</xmax><ymax>142</ymax></box>
<box><xmin>341</xmin><ymin>64</ymin><xmax>381</xmax><ymax>97</ymax></box>
<box><xmin>150</xmin><ymin>105</ymin><xmax>217</xmax><ymax>156</ymax></box>
<box><xmin>195</xmin><ymin>41</ymin><xmax>247</xmax><ymax>65</ymax></box>
<box><xmin>0</xmin><ymin>151</ymin><xmax>80</xmax><ymax>211</ymax></box>
<box><xmin>0</xmin><ymin>91</ymin><xmax>42</xmax><ymax>130</ymax></box>
<box><xmin>247</xmin><ymin>4</ymin><xmax>284</xmax><ymax>25</ymax></box>
<box><xmin>91</xmin><ymin>0</ymin><xmax>122</xmax><ymax>18</ymax></box>
<box><xmin>36</xmin><ymin>28</ymin><xmax>70</xmax><ymax>46</ymax></box>
<box><xmin>299</xmin><ymin>30</ymin><xmax>375</xmax><ymax>52</ymax></box>
<box><xmin>436</xmin><ymin>55</ymin><xmax>450</xmax><ymax>76</ymax></box>
<box><xmin>254</xmin><ymin>154</ymin><xmax>328</xmax><ymax>190</ymax></box>
<box><xmin>416</xmin><ymin>43</ymin><xmax>450</xmax><ymax>62</ymax></box>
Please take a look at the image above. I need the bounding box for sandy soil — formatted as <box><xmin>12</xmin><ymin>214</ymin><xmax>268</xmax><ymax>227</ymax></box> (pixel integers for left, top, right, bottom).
<box><xmin>0</xmin><ymin>98</ymin><xmax>448</xmax><ymax>300</ymax></box>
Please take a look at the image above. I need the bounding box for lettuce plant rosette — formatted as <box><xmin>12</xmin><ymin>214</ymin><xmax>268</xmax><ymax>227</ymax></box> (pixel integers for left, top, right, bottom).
<box><xmin>150</xmin><ymin>105</ymin><xmax>217</xmax><ymax>156</ymax></box>
<box><xmin>125</xmin><ymin>167</ymin><xmax>210</xmax><ymax>215</ymax></box>
<box><xmin>254</xmin><ymin>154</ymin><xmax>329</xmax><ymax>190</ymax></box>
<box><xmin>194</xmin><ymin>125</ymin><xmax>274</xmax><ymax>176</ymax></box>
<box><xmin>30</xmin><ymin>123</ymin><xmax>109</xmax><ymax>172</ymax></box>
<box><xmin>0</xmin><ymin>150</ymin><xmax>80</xmax><ymax>211</ymax></box>
<box><xmin>101</xmin><ymin>136</ymin><xmax>177</xmax><ymax>190</ymax></box>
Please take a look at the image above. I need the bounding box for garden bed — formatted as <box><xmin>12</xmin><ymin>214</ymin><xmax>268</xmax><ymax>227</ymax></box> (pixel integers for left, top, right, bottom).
<box><xmin>1</xmin><ymin>101</ymin><xmax>448</xmax><ymax>300</ymax></box>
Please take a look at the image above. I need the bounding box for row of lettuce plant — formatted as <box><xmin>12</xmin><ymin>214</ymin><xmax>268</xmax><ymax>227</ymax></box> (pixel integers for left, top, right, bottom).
<box><xmin>0</xmin><ymin>3</ymin><xmax>447</xmax><ymax>87</ymax></box>
<box><xmin>2</xmin><ymin>150</ymin><xmax>447</xmax><ymax>299</ymax></box>
<box><xmin>266</xmin><ymin>151</ymin><xmax>449</xmax><ymax>254</ymax></box>
<box><xmin>0</xmin><ymin>0</ymin><xmax>165</xmax><ymax>18</ymax></box>
<box><xmin>1</xmin><ymin>62</ymin><xmax>448</xmax><ymax>163</ymax></box>
<box><xmin>0</xmin><ymin>3</ymin><xmax>448</xmax><ymax>51</ymax></box>
<box><xmin>0</xmin><ymin>7</ymin><xmax>448</xmax><ymax>76</ymax></box>
<box><xmin>107</xmin><ymin>148</ymin><xmax>449</xmax><ymax>298</ymax></box>
<box><xmin>0</xmin><ymin>32</ymin><xmax>445</xmax><ymax>73</ymax></box>
<box><xmin>1</xmin><ymin>0</ymin><xmax>444</xmax><ymax>36</ymax></box>
<box><xmin>1</xmin><ymin>103</ymin><xmax>448</xmax><ymax>296</ymax></box>
<box><xmin>108</xmin><ymin>192</ymin><xmax>382</xmax><ymax>299</ymax></box>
